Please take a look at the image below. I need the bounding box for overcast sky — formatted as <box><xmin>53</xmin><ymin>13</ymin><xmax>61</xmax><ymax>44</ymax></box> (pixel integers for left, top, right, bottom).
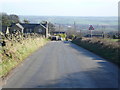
<box><xmin>0</xmin><ymin>0</ymin><xmax>119</xmax><ymax>16</ymax></box>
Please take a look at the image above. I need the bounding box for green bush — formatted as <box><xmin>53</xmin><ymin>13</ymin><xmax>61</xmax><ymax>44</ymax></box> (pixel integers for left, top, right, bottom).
<box><xmin>57</xmin><ymin>34</ymin><xmax>66</xmax><ymax>38</ymax></box>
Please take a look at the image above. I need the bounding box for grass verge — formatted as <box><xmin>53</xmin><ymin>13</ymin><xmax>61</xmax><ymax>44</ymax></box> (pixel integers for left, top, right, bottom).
<box><xmin>72</xmin><ymin>38</ymin><xmax>120</xmax><ymax>66</ymax></box>
<box><xmin>0</xmin><ymin>37</ymin><xmax>48</xmax><ymax>78</ymax></box>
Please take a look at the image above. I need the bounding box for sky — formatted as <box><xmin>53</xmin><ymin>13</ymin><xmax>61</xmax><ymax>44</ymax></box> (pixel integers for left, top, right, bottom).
<box><xmin>0</xmin><ymin>0</ymin><xmax>119</xmax><ymax>16</ymax></box>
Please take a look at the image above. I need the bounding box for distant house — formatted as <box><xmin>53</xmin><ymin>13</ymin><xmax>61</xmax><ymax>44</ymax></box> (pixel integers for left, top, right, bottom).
<box><xmin>9</xmin><ymin>23</ymin><xmax>24</xmax><ymax>34</ymax></box>
<box><xmin>84</xmin><ymin>34</ymin><xmax>103</xmax><ymax>38</ymax></box>
<box><xmin>20</xmin><ymin>23</ymin><xmax>45</xmax><ymax>33</ymax></box>
<box><xmin>20</xmin><ymin>23</ymin><xmax>48</xmax><ymax>37</ymax></box>
<box><xmin>1</xmin><ymin>22</ymin><xmax>49</xmax><ymax>38</ymax></box>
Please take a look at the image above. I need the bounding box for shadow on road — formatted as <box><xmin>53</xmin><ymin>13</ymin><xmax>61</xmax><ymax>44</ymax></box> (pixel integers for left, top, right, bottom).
<box><xmin>63</xmin><ymin>41</ymin><xmax>119</xmax><ymax>68</ymax></box>
<box><xmin>35</xmin><ymin>68</ymin><xmax>118</xmax><ymax>88</ymax></box>
<box><xmin>32</xmin><ymin>41</ymin><xmax>119</xmax><ymax>88</ymax></box>
<box><xmin>63</xmin><ymin>41</ymin><xmax>104</xmax><ymax>61</ymax></box>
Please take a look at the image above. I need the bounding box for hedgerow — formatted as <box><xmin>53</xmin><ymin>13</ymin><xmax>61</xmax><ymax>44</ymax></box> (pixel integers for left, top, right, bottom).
<box><xmin>72</xmin><ymin>37</ymin><xmax>120</xmax><ymax>65</ymax></box>
<box><xmin>0</xmin><ymin>33</ymin><xmax>48</xmax><ymax>78</ymax></box>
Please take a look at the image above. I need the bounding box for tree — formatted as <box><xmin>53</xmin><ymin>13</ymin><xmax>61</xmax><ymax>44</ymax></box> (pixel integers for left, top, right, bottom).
<box><xmin>1</xmin><ymin>13</ymin><xmax>20</xmax><ymax>26</ymax></box>
<box><xmin>41</xmin><ymin>21</ymin><xmax>55</xmax><ymax>34</ymax></box>
<box><xmin>9</xmin><ymin>14</ymin><xmax>20</xmax><ymax>23</ymax></box>
<box><xmin>1</xmin><ymin>13</ymin><xmax>11</xmax><ymax>26</ymax></box>
<box><xmin>23</xmin><ymin>19</ymin><xmax>30</xmax><ymax>24</ymax></box>
<box><xmin>48</xmin><ymin>22</ymin><xmax>55</xmax><ymax>34</ymax></box>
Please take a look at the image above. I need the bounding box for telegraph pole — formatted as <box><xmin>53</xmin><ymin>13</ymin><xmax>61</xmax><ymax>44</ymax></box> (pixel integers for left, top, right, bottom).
<box><xmin>80</xmin><ymin>29</ymin><xmax>82</xmax><ymax>37</ymax></box>
<box><xmin>102</xmin><ymin>25</ymin><xmax>105</xmax><ymax>38</ymax></box>
<box><xmin>74</xmin><ymin>21</ymin><xmax>76</xmax><ymax>31</ymax></box>
<box><xmin>59</xmin><ymin>24</ymin><xmax>61</xmax><ymax>31</ymax></box>
<box><xmin>90</xmin><ymin>30</ymin><xmax>93</xmax><ymax>38</ymax></box>
<box><xmin>46</xmin><ymin>21</ymin><xmax>49</xmax><ymax>38</ymax></box>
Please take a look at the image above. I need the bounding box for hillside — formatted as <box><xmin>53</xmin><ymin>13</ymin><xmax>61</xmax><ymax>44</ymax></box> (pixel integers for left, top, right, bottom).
<box><xmin>19</xmin><ymin>16</ymin><xmax>118</xmax><ymax>25</ymax></box>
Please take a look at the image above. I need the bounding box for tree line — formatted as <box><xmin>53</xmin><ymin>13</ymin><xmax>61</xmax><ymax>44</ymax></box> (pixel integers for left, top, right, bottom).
<box><xmin>0</xmin><ymin>13</ymin><xmax>20</xmax><ymax>26</ymax></box>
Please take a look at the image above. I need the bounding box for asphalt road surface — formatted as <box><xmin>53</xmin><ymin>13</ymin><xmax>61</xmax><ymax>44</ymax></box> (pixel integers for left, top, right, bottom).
<box><xmin>3</xmin><ymin>41</ymin><xmax>119</xmax><ymax>88</ymax></box>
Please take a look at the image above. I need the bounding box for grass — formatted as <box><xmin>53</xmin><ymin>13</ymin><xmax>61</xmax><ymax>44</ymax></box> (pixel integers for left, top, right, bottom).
<box><xmin>72</xmin><ymin>37</ymin><xmax>120</xmax><ymax>65</ymax></box>
<box><xmin>0</xmin><ymin>37</ymin><xmax>48</xmax><ymax>78</ymax></box>
<box><xmin>105</xmin><ymin>39</ymin><xmax>120</xmax><ymax>42</ymax></box>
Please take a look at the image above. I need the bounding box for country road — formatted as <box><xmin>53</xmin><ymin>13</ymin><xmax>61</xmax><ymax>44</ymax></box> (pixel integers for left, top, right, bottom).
<box><xmin>3</xmin><ymin>41</ymin><xmax>119</xmax><ymax>88</ymax></box>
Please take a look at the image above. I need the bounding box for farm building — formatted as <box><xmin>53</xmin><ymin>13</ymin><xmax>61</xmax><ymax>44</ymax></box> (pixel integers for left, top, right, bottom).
<box><xmin>9</xmin><ymin>23</ymin><xmax>24</xmax><ymax>34</ymax></box>
<box><xmin>20</xmin><ymin>23</ymin><xmax>47</xmax><ymax>34</ymax></box>
<box><xmin>1</xmin><ymin>22</ymin><xmax>49</xmax><ymax>37</ymax></box>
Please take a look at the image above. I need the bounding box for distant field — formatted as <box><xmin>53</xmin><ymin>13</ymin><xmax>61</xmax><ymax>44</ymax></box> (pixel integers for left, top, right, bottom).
<box><xmin>105</xmin><ymin>39</ymin><xmax>120</xmax><ymax>42</ymax></box>
<box><xmin>19</xmin><ymin>16</ymin><xmax>118</xmax><ymax>25</ymax></box>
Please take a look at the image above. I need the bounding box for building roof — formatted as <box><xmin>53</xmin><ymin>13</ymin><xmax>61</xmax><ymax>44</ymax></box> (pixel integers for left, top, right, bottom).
<box><xmin>20</xmin><ymin>23</ymin><xmax>47</xmax><ymax>29</ymax></box>
<box><xmin>16</xmin><ymin>23</ymin><xmax>24</xmax><ymax>29</ymax></box>
<box><xmin>10</xmin><ymin>23</ymin><xmax>24</xmax><ymax>29</ymax></box>
<box><xmin>20</xmin><ymin>23</ymin><xmax>40</xmax><ymax>29</ymax></box>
